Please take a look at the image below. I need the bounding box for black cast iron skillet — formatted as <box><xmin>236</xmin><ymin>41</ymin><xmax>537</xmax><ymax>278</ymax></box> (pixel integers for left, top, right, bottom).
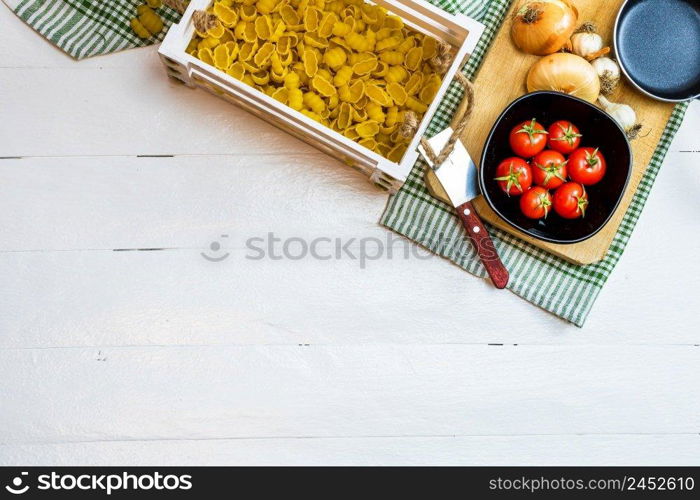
<box><xmin>614</xmin><ymin>0</ymin><xmax>700</xmax><ymax>102</ymax></box>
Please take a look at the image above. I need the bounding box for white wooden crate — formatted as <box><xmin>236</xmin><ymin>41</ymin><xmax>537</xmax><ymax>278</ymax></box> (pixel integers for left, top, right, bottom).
<box><xmin>158</xmin><ymin>0</ymin><xmax>484</xmax><ymax>192</ymax></box>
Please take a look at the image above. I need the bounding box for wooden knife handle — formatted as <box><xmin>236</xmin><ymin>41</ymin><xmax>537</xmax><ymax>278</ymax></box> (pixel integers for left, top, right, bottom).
<box><xmin>455</xmin><ymin>201</ymin><xmax>509</xmax><ymax>289</ymax></box>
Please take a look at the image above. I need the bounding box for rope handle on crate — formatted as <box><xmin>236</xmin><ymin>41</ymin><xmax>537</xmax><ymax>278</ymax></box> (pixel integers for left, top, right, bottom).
<box><xmin>420</xmin><ymin>72</ymin><xmax>475</xmax><ymax>169</ymax></box>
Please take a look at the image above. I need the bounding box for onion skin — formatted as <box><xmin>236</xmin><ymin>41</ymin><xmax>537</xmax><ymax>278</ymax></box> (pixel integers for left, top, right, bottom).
<box><xmin>527</xmin><ymin>53</ymin><xmax>600</xmax><ymax>103</ymax></box>
<box><xmin>511</xmin><ymin>0</ymin><xmax>579</xmax><ymax>55</ymax></box>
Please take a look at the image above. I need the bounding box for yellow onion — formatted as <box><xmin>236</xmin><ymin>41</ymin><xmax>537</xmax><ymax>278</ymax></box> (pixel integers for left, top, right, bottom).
<box><xmin>511</xmin><ymin>0</ymin><xmax>578</xmax><ymax>55</ymax></box>
<box><xmin>527</xmin><ymin>52</ymin><xmax>600</xmax><ymax>102</ymax></box>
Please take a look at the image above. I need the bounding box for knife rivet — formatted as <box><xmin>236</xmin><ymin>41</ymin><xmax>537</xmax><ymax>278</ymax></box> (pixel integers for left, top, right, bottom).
<box><xmin>473</xmin><ymin>226</ymin><xmax>480</xmax><ymax>233</ymax></box>
<box><xmin>463</xmin><ymin>208</ymin><xmax>470</xmax><ymax>215</ymax></box>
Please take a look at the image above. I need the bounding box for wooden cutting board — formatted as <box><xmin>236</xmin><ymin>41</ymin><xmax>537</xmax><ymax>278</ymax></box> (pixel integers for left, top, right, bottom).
<box><xmin>432</xmin><ymin>0</ymin><xmax>677</xmax><ymax>265</ymax></box>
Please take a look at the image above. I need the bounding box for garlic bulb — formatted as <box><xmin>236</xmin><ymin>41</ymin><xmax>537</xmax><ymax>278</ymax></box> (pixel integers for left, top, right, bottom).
<box><xmin>598</xmin><ymin>96</ymin><xmax>642</xmax><ymax>139</ymax></box>
<box><xmin>591</xmin><ymin>57</ymin><xmax>621</xmax><ymax>95</ymax></box>
<box><xmin>569</xmin><ymin>22</ymin><xmax>609</xmax><ymax>61</ymax></box>
<box><xmin>571</xmin><ymin>31</ymin><xmax>603</xmax><ymax>59</ymax></box>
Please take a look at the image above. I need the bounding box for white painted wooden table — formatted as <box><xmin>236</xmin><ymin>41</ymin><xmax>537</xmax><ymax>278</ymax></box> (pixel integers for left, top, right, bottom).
<box><xmin>1</xmin><ymin>9</ymin><xmax>699</xmax><ymax>466</ymax></box>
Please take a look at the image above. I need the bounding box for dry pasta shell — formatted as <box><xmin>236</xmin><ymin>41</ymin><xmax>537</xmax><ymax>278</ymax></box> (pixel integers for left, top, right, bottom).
<box><xmin>197</xmin><ymin>47</ymin><xmax>215</xmax><ymax>66</ymax></box>
<box><xmin>213</xmin><ymin>44</ymin><xmax>230</xmax><ymax>70</ymax></box>
<box><xmin>214</xmin><ymin>3</ymin><xmax>239</xmax><ymax>27</ymax></box>
<box><xmin>256</xmin><ymin>0</ymin><xmax>277</xmax><ymax>15</ymax></box>
<box><xmin>288</xmin><ymin>88</ymin><xmax>303</xmax><ymax>110</ymax></box>
<box><xmin>405</xmin><ymin>72</ymin><xmax>423</xmax><ymax>95</ymax></box>
<box><xmin>243</xmin><ymin>22</ymin><xmax>257</xmax><ymax>43</ymax></box>
<box><xmin>419</xmin><ymin>82</ymin><xmax>440</xmax><ymax>103</ymax></box>
<box><xmin>387</xmin><ymin>143</ymin><xmax>407</xmax><ymax>162</ymax></box>
<box><xmin>240</xmin><ymin>5</ymin><xmax>257</xmax><ymax>22</ymax></box>
<box><xmin>365</xmin><ymin>83</ymin><xmax>392</xmax><ymax>107</ymax></box>
<box><xmin>280</xmin><ymin>5</ymin><xmax>300</xmax><ymax>25</ymax></box>
<box><xmin>270</xmin><ymin>20</ymin><xmax>286</xmax><ymax>41</ymax></box>
<box><xmin>255</xmin><ymin>15</ymin><xmax>273</xmax><ymax>39</ymax></box>
<box><xmin>359</xmin><ymin>138</ymin><xmax>377</xmax><ymax>151</ymax></box>
<box><xmin>352</xmin><ymin>56</ymin><xmax>378</xmax><ymax>76</ymax></box>
<box><xmin>206</xmin><ymin>22</ymin><xmax>226</xmax><ymax>39</ymax></box>
<box><xmin>333</xmin><ymin>65</ymin><xmax>353</xmax><ymax>87</ymax></box>
<box><xmin>371</xmin><ymin>61</ymin><xmax>388</xmax><ymax>77</ymax></box>
<box><xmin>405</xmin><ymin>46</ymin><xmax>423</xmax><ymax>71</ymax></box>
<box><xmin>422</xmin><ymin>36</ymin><xmax>437</xmax><ymax>59</ymax></box>
<box><xmin>406</xmin><ymin>96</ymin><xmax>428</xmax><ymax>113</ymax></box>
<box><xmin>386</xmin><ymin>82</ymin><xmax>407</xmax><ymax>105</ymax></box>
<box><xmin>303</xmin><ymin>6</ymin><xmax>319</xmax><ymax>32</ymax></box>
<box><xmin>223</xmin><ymin>41</ymin><xmax>239</xmax><ymax>63</ymax></box>
<box><xmin>355</xmin><ymin>120</ymin><xmax>379</xmax><ymax>138</ymax></box>
<box><xmin>251</xmin><ymin>70</ymin><xmax>270</xmax><ymax>85</ymax></box>
<box><xmin>227</xmin><ymin>61</ymin><xmax>246</xmax><ymax>80</ymax></box>
<box><xmin>343</xmin><ymin>127</ymin><xmax>359</xmax><ymax>140</ymax></box>
<box><xmin>270</xmin><ymin>68</ymin><xmax>288</xmax><ymax>83</ymax></box>
<box><xmin>352</xmin><ymin>107</ymin><xmax>368</xmax><ymax>122</ymax></box>
<box><xmin>331</xmin><ymin>21</ymin><xmax>351</xmax><ymax>37</ymax></box>
<box><xmin>303</xmin><ymin>49</ymin><xmax>319</xmax><ymax>77</ymax></box>
<box><xmin>338</xmin><ymin>79</ymin><xmax>364</xmax><ymax>103</ymax></box>
<box><xmin>254</xmin><ymin>42</ymin><xmax>275</xmax><ymax>66</ymax></box>
<box><xmin>323</xmin><ymin>46</ymin><xmax>346</xmax><ymax>69</ymax></box>
<box><xmin>330</xmin><ymin>36</ymin><xmax>351</xmax><ymax>51</ymax></box>
<box><xmin>279</xmin><ymin>50</ymin><xmax>294</xmax><ymax>66</ymax></box>
<box><xmin>384</xmin><ymin>15</ymin><xmax>404</xmax><ymax>30</ymax></box>
<box><xmin>337</xmin><ymin>102</ymin><xmax>353</xmax><ymax>129</ymax></box>
<box><xmin>397</xmin><ymin>36</ymin><xmax>417</xmax><ymax>53</ymax></box>
<box><xmin>328</xmin><ymin>94</ymin><xmax>339</xmax><ymax>109</ymax></box>
<box><xmin>360</xmin><ymin>4</ymin><xmax>378</xmax><ymax>24</ymax></box>
<box><xmin>242</xmin><ymin>61</ymin><xmax>261</xmax><ymax>73</ymax></box>
<box><xmin>238</xmin><ymin>41</ymin><xmax>258</xmax><ymax>61</ymax></box>
<box><xmin>311</xmin><ymin>75</ymin><xmax>337</xmax><ymax>97</ymax></box>
<box><xmin>318</xmin><ymin>12</ymin><xmax>337</xmax><ymax>38</ymax></box>
<box><xmin>218</xmin><ymin>28</ymin><xmax>235</xmax><ymax>44</ymax></box>
<box><xmin>303</xmin><ymin>33</ymin><xmax>328</xmax><ymax>49</ymax></box>
<box><xmin>198</xmin><ymin>36</ymin><xmax>220</xmax><ymax>50</ymax></box>
<box><xmin>385</xmin><ymin>65</ymin><xmax>407</xmax><ymax>83</ymax></box>
<box><xmin>376</xmin><ymin>36</ymin><xmax>400</xmax><ymax>51</ymax></box>
<box><xmin>379</xmin><ymin>51</ymin><xmax>403</xmax><ymax>65</ymax></box>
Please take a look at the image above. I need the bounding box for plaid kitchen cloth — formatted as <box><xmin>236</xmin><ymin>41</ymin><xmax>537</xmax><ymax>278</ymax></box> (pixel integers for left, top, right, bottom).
<box><xmin>1</xmin><ymin>0</ymin><xmax>183</xmax><ymax>59</ymax></box>
<box><xmin>382</xmin><ymin>0</ymin><xmax>689</xmax><ymax>326</ymax></box>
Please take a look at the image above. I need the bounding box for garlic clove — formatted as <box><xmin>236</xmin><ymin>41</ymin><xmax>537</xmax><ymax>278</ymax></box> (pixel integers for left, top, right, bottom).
<box><xmin>598</xmin><ymin>96</ymin><xmax>641</xmax><ymax>139</ymax></box>
<box><xmin>571</xmin><ymin>32</ymin><xmax>603</xmax><ymax>59</ymax></box>
<box><xmin>591</xmin><ymin>57</ymin><xmax>621</xmax><ymax>95</ymax></box>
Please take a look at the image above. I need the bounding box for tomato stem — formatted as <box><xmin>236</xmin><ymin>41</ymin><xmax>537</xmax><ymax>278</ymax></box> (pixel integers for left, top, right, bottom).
<box><xmin>539</xmin><ymin>193</ymin><xmax>552</xmax><ymax>218</ymax></box>
<box><xmin>551</xmin><ymin>123</ymin><xmax>582</xmax><ymax>147</ymax></box>
<box><xmin>585</xmin><ymin>148</ymin><xmax>600</xmax><ymax>167</ymax></box>
<box><xmin>516</xmin><ymin>118</ymin><xmax>548</xmax><ymax>143</ymax></box>
<box><xmin>535</xmin><ymin>160</ymin><xmax>567</xmax><ymax>186</ymax></box>
<box><xmin>494</xmin><ymin>162</ymin><xmax>524</xmax><ymax>195</ymax></box>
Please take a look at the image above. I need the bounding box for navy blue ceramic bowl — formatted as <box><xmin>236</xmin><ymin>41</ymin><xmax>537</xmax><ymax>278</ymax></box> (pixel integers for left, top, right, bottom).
<box><xmin>479</xmin><ymin>91</ymin><xmax>632</xmax><ymax>244</ymax></box>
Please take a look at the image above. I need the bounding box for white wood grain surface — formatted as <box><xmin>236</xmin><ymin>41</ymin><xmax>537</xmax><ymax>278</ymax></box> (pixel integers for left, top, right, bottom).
<box><xmin>1</xmin><ymin>8</ymin><xmax>699</xmax><ymax>465</ymax></box>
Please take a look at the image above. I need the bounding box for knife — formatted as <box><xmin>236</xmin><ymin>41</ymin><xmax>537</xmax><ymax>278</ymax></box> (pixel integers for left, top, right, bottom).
<box><xmin>418</xmin><ymin>128</ymin><xmax>509</xmax><ymax>289</ymax></box>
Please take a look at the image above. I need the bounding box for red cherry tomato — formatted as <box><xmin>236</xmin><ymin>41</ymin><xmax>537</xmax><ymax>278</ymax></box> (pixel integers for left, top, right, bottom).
<box><xmin>494</xmin><ymin>157</ymin><xmax>532</xmax><ymax>196</ymax></box>
<box><xmin>568</xmin><ymin>147</ymin><xmax>607</xmax><ymax>186</ymax></box>
<box><xmin>520</xmin><ymin>187</ymin><xmax>553</xmax><ymax>219</ymax></box>
<box><xmin>531</xmin><ymin>150</ymin><xmax>568</xmax><ymax>190</ymax></box>
<box><xmin>547</xmin><ymin>120</ymin><xmax>582</xmax><ymax>154</ymax></box>
<box><xmin>509</xmin><ymin>118</ymin><xmax>548</xmax><ymax>158</ymax></box>
<box><xmin>553</xmin><ymin>182</ymin><xmax>589</xmax><ymax>219</ymax></box>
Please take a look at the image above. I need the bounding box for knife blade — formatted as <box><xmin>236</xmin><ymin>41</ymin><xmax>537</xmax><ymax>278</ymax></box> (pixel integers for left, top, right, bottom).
<box><xmin>418</xmin><ymin>128</ymin><xmax>509</xmax><ymax>289</ymax></box>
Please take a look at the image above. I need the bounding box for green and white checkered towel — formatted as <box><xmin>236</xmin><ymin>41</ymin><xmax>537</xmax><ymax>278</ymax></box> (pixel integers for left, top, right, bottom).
<box><xmin>2</xmin><ymin>0</ymin><xmax>182</xmax><ymax>59</ymax></box>
<box><xmin>381</xmin><ymin>0</ymin><xmax>689</xmax><ymax>326</ymax></box>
